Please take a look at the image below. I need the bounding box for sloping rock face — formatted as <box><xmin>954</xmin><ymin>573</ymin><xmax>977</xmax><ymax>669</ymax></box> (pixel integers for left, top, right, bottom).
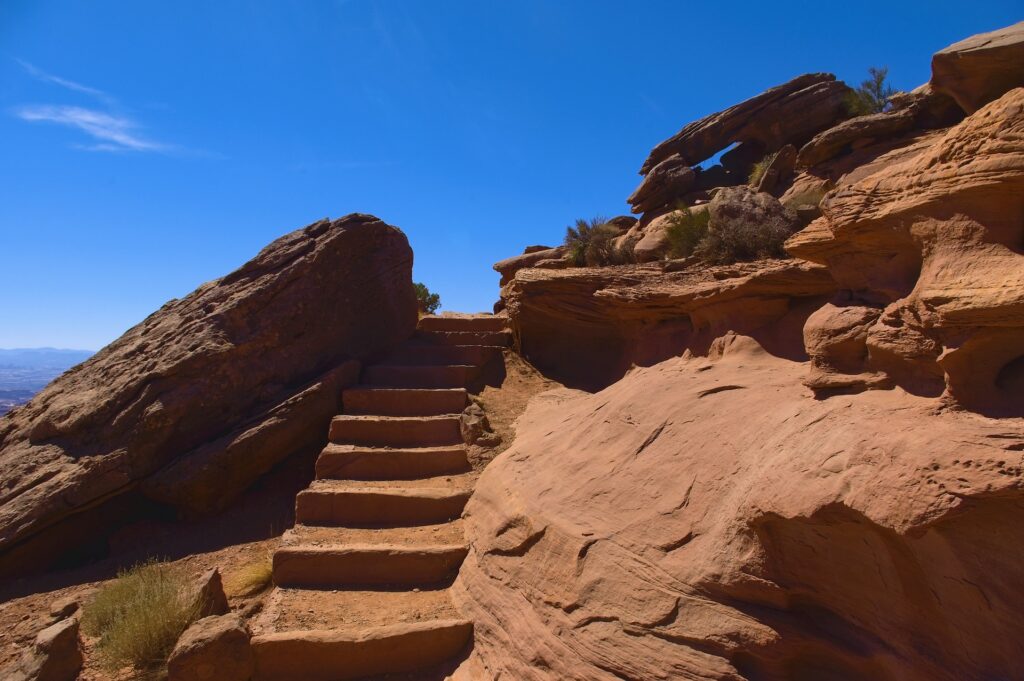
<box><xmin>788</xmin><ymin>88</ymin><xmax>1024</xmax><ymax>415</ymax></box>
<box><xmin>453</xmin><ymin>336</ymin><xmax>1024</xmax><ymax>681</ymax></box>
<box><xmin>501</xmin><ymin>260</ymin><xmax>834</xmax><ymax>389</ymax></box>
<box><xmin>0</xmin><ymin>214</ymin><xmax>416</xmax><ymax>575</ymax></box>
<box><xmin>931</xmin><ymin>21</ymin><xmax>1024</xmax><ymax>114</ymax></box>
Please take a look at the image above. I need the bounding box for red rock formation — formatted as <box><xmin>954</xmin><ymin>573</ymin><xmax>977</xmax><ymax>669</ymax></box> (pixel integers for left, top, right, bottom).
<box><xmin>0</xmin><ymin>214</ymin><xmax>416</xmax><ymax>576</ymax></box>
<box><xmin>639</xmin><ymin>73</ymin><xmax>851</xmax><ymax>173</ymax></box>
<box><xmin>788</xmin><ymin>88</ymin><xmax>1024</xmax><ymax>414</ymax></box>
<box><xmin>931</xmin><ymin>21</ymin><xmax>1024</xmax><ymax>114</ymax></box>
<box><xmin>453</xmin><ymin>335</ymin><xmax>1024</xmax><ymax>681</ymax></box>
<box><xmin>501</xmin><ymin>260</ymin><xmax>834</xmax><ymax>389</ymax></box>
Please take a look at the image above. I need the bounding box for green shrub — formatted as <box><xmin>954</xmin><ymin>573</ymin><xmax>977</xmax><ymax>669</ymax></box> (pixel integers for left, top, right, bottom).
<box><xmin>81</xmin><ymin>560</ymin><xmax>202</xmax><ymax>672</ymax></box>
<box><xmin>564</xmin><ymin>217</ymin><xmax>621</xmax><ymax>266</ymax></box>
<box><xmin>845</xmin><ymin>66</ymin><xmax>898</xmax><ymax>116</ymax></box>
<box><xmin>694</xmin><ymin>219</ymin><xmax>791</xmax><ymax>264</ymax></box>
<box><xmin>664</xmin><ymin>208</ymin><xmax>711</xmax><ymax>259</ymax></box>
<box><xmin>748</xmin><ymin>151</ymin><xmax>778</xmax><ymax>187</ymax></box>
<box><xmin>414</xmin><ymin>282</ymin><xmax>440</xmax><ymax>314</ymax></box>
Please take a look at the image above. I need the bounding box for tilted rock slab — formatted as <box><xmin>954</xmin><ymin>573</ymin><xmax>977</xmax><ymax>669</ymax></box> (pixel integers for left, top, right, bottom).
<box><xmin>931</xmin><ymin>20</ymin><xmax>1024</xmax><ymax>114</ymax></box>
<box><xmin>638</xmin><ymin>73</ymin><xmax>851</xmax><ymax>173</ymax></box>
<box><xmin>452</xmin><ymin>335</ymin><xmax>1024</xmax><ymax>681</ymax></box>
<box><xmin>0</xmin><ymin>214</ymin><xmax>416</xmax><ymax>575</ymax></box>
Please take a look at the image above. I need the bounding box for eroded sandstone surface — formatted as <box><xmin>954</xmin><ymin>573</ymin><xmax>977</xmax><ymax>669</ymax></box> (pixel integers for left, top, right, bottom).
<box><xmin>453</xmin><ymin>335</ymin><xmax>1024</xmax><ymax>680</ymax></box>
<box><xmin>0</xmin><ymin>214</ymin><xmax>416</xmax><ymax>576</ymax></box>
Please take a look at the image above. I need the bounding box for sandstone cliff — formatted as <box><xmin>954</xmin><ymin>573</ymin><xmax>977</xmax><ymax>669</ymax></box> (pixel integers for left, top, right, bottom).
<box><xmin>0</xmin><ymin>214</ymin><xmax>416</xmax><ymax>576</ymax></box>
<box><xmin>465</xmin><ymin>23</ymin><xmax>1024</xmax><ymax>681</ymax></box>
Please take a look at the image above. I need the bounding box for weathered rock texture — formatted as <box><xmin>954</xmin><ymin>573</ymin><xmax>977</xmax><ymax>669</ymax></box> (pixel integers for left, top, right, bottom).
<box><xmin>501</xmin><ymin>260</ymin><xmax>834</xmax><ymax>389</ymax></box>
<box><xmin>931</xmin><ymin>20</ymin><xmax>1024</xmax><ymax>114</ymax></box>
<box><xmin>788</xmin><ymin>88</ymin><xmax>1024</xmax><ymax>415</ymax></box>
<box><xmin>168</xmin><ymin>614</ymin><xmax>254</xmax><ymax>681</ymax></box>
<box><xmin>0</xmin><ymin>214</ymin><xmax>417</xmax><ymax>576</ymax></box>
<box><xmin>453</xmin><ymin>335</ymin><xmax>1024</xmax><ymax>681</ymax></box>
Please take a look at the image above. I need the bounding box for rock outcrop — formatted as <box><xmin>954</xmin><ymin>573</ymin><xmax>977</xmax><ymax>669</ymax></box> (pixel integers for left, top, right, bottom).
<box><xmin>501</xmin><ymin>259</ymin><xmax>834</xmax><ymax>389</ymax></box>
<box><xmin>0</xmin><ymin>214</ymin><xmax>417</xmax><ymax>576</ymax></box>
<box><xmin>931</xmin><ymin>21</ymin><xmax>1024</xmax><ymax>114</ymax></box>
<box><xmin>639</xmin><ymin>73</ymin><xmax>851</xmax><ymax>173</ymax></box>
<box><xmin>4</xmin><ymin>617</ymin><xmax>82</xmax><ymax>681</ymax></box>
<box><xmin>168</xmin><ymin>614</ymin><xmax>254</xmax><ymax>681</ymax></box>
<box><xmin>796</xmin><ymin>107</ymin><xmax>918</xmax><ymax>167</ymax></box>
<box><xmin>453</xmin><ymin>335</ymin><xmax>1024</xmax><ymax>681</ymax></box>
<box><xmin>788</xmin><ymin>88</ymin><xmax>1024</xmax><ymax>415</ymax></box>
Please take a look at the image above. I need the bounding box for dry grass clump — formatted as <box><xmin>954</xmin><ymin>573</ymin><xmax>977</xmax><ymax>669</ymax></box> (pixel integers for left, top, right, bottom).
<box><xmin>747</xmin><ymin>151</ymin><xmax>778</xmax><ymax>186</ymax></box>
<box><xmin>564</xmin><ymin>217</ymin><xmax>637</xmax><ymax>267</ymax></box>
<box><xmin>225</xmin><ymin>553</ymin><xmax>274</xmax><ymax>597</ymax></box>
<box><xmin>81</xmin><ymin>560</ymin><xmax>202</xmax><ymax>672</ymax></box>
<box><xmin>694</xmin><ymin>219</ymin><xmax>791</xmax><ymax>264</ymax></box>
<box><xmin>664</xmin><ymin>208</ymin><xmax>711</xmax><ymax>259</ymax></box>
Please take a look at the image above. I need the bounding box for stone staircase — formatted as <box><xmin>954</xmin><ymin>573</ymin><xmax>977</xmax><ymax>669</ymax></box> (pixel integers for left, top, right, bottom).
<box><xmin>250</xmin><ymin>314</ymin><xmax>509</xmax><ymax>681</ymax></box>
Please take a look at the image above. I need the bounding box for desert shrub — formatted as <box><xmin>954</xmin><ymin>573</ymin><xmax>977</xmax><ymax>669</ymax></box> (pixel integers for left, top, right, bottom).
<box><xmin>81</xmin><ymin>560</ymin><xmax>202</xmax><ymax>671</ymax></box>
<box><xmin>748</xmin><ymin>151</ymin><xmax>778</xmax><ymax>187</ymax></box>
<box><xmin>664</xmin><ymin>208</ymin><xmax>711</xmax><ymax>259</ymax></box>
<box><xmin>845</xmin><ymin>66</ymin><xmax>898</xmax><ymax>116</ymax></box>
<box><xmin>564</xmin><ymin>217</ymin><xmax>621</xmax><ymax>266</ymax></box>
<box><xmin>694</xmin><ymin>219</ymin><xmax>792</xmax><ymax>264</ymax></box>
<box><xmin>607</xmin><ymin>234</ymin><xmax>639</xmax><ymax>265</ymax></box>
<box><xmin>225</xmin><ymin>553</ymin><xmax>273</xmax><ymax>597</ymax></box>
<box><xmin>414</xmin><ymin>282</ymin><xmax>440</xmax><ymax>314</ymax></box>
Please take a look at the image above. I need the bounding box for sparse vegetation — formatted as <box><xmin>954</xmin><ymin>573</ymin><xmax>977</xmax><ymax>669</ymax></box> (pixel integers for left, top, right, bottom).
<box><xmin>225</xmin><ymin>553</ymin><xmax>274</xmax><ymax>597</ymax></box>
<box><xmin>81</xmin><ymin>560</ymin><xmax>202</xmax><ymax>672</ymax></box>
<box><xmin>694</xmin><ymin>219</ymin><xmax>791</xmax><ymax>264</ymax></box>
<box><xmin>564</xmin><ymin>217</ymin><xmax>623</xmax><ymax>266</ymax></box>
<box><xmin>414</xmin><ymin>282</ymin><xmax>441</xmax><ymax>315</ymax></box>
<box><xmin>664</xmin><ymin>207</ymin><xmax>711</xmax><ymax>259</ymax></box>
<box><xmin>748</xmin><ymin>151</ymin><xmax>778</xmax><ymax>187</ymax></box>
<box><xmin>845</xmin><ymin>66</ymin><xmax>898</xmax><ymax>116</ymax></box>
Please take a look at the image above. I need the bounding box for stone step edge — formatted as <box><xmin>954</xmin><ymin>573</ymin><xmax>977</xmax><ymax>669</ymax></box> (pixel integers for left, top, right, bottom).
<box><xmin>272</xmin><ymin>544</ymin><xmax>469</xmax><ymax>586</ymax></box>
<box><xmin>251</xmin><ymin>619</ymin><xmax>473</xmax><ymax>681</ymax></box>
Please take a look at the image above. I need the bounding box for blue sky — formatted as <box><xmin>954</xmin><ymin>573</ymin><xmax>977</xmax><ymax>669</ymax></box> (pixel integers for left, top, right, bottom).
<box><xmin>1</xmin><ymin>1</ymin><xmax>1019</xmax><ymax>350</ymax></box>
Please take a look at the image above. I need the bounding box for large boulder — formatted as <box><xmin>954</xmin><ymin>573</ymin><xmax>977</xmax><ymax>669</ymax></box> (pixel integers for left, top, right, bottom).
<box><xmin>638</xmin><ymin>73</ymin><xmax>852</xmax><ymax>173</ymax></box>
<box><xmin>931</xmin><ymin>21</ymin><xmax>1024</xmax><ymax>114</ymax></box>
<box><xmin>453</xmin><ymin>336</ymin><xmax>1024</xmax><ymax>681</ymax></box>
<box><xmin>788</xmin><ymin>88</ymin><xmax>1024</xmax><ymax>414</ymax></box>
<box><xmin>0</xmin><ymin>214</ymin><xmax>417</xmax><ymax>576</ymax></box>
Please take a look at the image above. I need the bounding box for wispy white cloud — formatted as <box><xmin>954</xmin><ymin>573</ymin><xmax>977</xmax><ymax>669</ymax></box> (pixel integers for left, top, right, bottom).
<box><xmin>12</xmin><ymin>59</ymin><xmax>216</xmax><ymax>156</ymax></box>
<box><xmin>16</xmin><ymin>59</ymin><xmax>114</xmax><ymax>104</ymax></box>
<box><xmin>14</xmin><ymin>105</ymin><xmax>169</xmax><ymax>152</ymax></box>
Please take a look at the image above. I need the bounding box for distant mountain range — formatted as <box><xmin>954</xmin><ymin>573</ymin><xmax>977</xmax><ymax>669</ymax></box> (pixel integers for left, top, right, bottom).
<box><xmin>0</xmin><ymin>348</ymin><xmax>94</xmax><ymax>414</ymax></box>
